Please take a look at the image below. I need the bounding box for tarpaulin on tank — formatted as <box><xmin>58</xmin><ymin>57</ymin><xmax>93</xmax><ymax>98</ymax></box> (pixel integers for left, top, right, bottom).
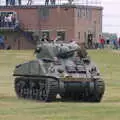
<box><xmin>14</xmin><ymin>60</ymin><xmax>45</xmax><ymax>76</ymax></box>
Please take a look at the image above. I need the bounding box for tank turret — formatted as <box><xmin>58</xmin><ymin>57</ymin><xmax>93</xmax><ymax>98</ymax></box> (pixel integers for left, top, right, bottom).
<box><xmin>13</xmin><ymin>40</ymin><xmax>105</xmax><ymax>102</ymax></box>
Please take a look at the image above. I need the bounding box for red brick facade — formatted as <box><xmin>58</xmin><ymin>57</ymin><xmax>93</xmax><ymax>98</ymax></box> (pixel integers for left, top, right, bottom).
<box><xmin>0</xmin><ymin>5</ymin><xmax>102</xmax><ymax>49</ymax></box>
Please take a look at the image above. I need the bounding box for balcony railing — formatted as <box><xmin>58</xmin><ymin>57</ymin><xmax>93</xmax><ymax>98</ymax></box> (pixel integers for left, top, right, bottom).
<box><xmin>0</xmin><ymin>22</ymin><xmax>18</xmax><ymax>30</ymax></box>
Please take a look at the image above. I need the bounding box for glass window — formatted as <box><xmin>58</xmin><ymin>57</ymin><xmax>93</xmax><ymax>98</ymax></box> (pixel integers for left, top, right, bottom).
<box><xmin>77</xmin><ymin>8</ymin><xmax>92</xmax><ymax>20</ymax></box>
<box><xmin>82</xmin><ymin>9</ymin><xmax>86</xmax><ymax>17</ymax></box>
<box><xmin>84</xmin><ymin>32</ymin><xmax>87</xmax><ymax>43</ymax></box>
<box><xmin>87</xmin><ymin>9</ymin><xmax>92</xmax><ymax>20</ymax></box>
<box><xmin>78</xmin><ymin>32</ymin><xmax>80</xmax><ymax>39</ymax></box>
<box><xmin>57</xmin><ymin>31</ymin><xmax>65</xmax><ymax>41</ymax></box>
<box><xmin>40</xmin><ymin>8</ymin><xmax>49</xmax><ymax>19</ymax></box>
<box><xmin>77</xmin><ymin>8</ymin><xmax>82</xmax><ymax>17</ymax></box>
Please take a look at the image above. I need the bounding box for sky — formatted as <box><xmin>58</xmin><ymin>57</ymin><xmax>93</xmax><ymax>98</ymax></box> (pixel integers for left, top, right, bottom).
<box><xmin>101</xmin><ymin>0</ymin><xmax>120</xmax><ymax>36</ymax></box>
<box><xmin>0</xmin><ymin>0</ymin><xmax>120</xmax><ymax>35</ymax></box>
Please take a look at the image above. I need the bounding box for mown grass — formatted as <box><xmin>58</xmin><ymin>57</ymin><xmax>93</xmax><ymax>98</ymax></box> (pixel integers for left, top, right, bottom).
<box><xmin>0</xmin><ymin>49</ymin><xmax>120</xmax><ymax>120</ymax></box>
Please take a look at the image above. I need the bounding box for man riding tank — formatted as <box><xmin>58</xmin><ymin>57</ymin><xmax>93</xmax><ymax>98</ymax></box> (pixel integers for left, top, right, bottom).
<box><xmin>76</xmin><ymin>42</ymin><xmax>88</xmax><ymax>59</ymax></box>
<box><xmin>41</xmin><ymin>33</ymin><xmax>50</xmax><ymax>42</ymax></box>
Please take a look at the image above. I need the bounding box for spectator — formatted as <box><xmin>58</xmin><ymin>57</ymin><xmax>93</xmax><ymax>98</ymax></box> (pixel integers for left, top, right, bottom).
<box><xmin>99</xmin><ymin>35</ymin><xmax>105</xmax><ymax>49</ymax></box>
<box><xmin>106</xmin><ymin>39</ymin><xmax>110</xmax><ymax>45</ymax></box>
<box><xmin>6</xmin><ymin>0</ymin><xmax>9</xmax><ymax>6</ymax></box>
<box><xmin>0</xmin><ymin>12</ymin><xmax>17</xmax><ymax>28</ymax></box>
<box><xmin>112</xmin><ymin>39</ymin><xmax>118</xmax><ymax>49</ymax></box>
<box><xmin>10</xmin><ymin>0</ymin><xmax>15</xmax><ymax>5</ymax></box>
<box><xmin>4</xmin><ymin>15</ymin><xmax>8</xmax><ymax>27</ymax></box>
<box><xmin>0</xmin><ymin>15</ymin><xmax>2</xmax><ymax>27</ymax></box>
<box><xmin>87</xmin><ymin>33</ymin><xmax>93</xmax><ymax>49</ymax></box>
<box><xmin>118</xmin><ymin>37</ymin><xmax>120</xmax><ymax>48</ymax></box>
<box><xmin>1</xmin><ymin>15</ymin><xmax>5</xmax><ymax>27</ymax></box>
<box><xmin>11</xmin><ymin>14</ymin><xmax>16</xmax><ymax>26</ymax></box>
<box><xmin>94</xmin><ymin>42</ymin><xmax>99</xmax><ymax>49</ymax></box>
<box><xmin>0</xmin><ymin>35</ymin><xmax>5</xmax><ymax>49</ymax></box>
<box><xmin>7</xmin><ymin>14</ymin><xmax>12</xmax><ymax>27</ymax></box>
<box><xmin>18</xmin><ymin>0</ymin><xmax>21</xmax><ymax>5</ymax></box>
<box><xmin>68</xmin><ymin>0</ymin><xmax>73</xmax><ymax>4</ymax></box>
<box><xmin>50</xmin><ymin>0</ymin><xmax>55</xmax><ymax>5</ymax></box>
<box><xmin>45</xmin><ymin>0</ymin><xmax>49</xmax><ymax>5</ymax></box>
<box><xmin>27</xmin><ymin>0</ymin><xmax>32</xmax><ymax>5</ymax></box>
<box><xmin>6</xmin><ymin>44</ymin><xmax>11</xmax><ymax>50</ymax></box>
<box><xmin>101</xmin><ymin>37</ymin><xmax>105</xmax><ymax>48</ymax></box>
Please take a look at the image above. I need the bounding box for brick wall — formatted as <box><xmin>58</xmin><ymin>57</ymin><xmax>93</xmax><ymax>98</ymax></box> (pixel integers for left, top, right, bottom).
<box><xmin>0</xmin><ymin>5</ymin><xmax>102</xmax><ymax>49</ymax></box>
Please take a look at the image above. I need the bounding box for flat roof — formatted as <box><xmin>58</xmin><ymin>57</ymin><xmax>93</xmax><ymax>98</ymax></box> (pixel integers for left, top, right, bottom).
<box><xmin>0</xmin><ymin>5</ymin><xmax>103</xmax><ymax>10</ymax></box>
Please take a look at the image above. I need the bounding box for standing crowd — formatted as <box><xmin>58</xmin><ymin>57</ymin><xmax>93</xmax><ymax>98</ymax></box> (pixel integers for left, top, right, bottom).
<box><xmin>45</xmin><ymin>0</ymin><xmax>56</xmax><ymax>5</ymax></box>
<box><xmin>0</xmin><ymin>35</ymin><xmax>11</xmax><ymax>50</ymax></box>
<box><xmin>6</xmin><ymin>0</ymin><xmax>21</xmax><ymax>6</ymax></box>
<box><xmin>0</xmin><ymin>13</ymin><xmax>16</xmax><ymax>28</ymax></box>
<box><xmin>98</xmin><ymin>35</ymin><xmax>120</xmax><ymax>49</ymax></box>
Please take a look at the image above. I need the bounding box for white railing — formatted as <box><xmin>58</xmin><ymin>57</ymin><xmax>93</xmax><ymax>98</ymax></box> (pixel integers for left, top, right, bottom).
<box><xmin>0</xmin><ymin>0</ymin><xmax>102</xmax><ymax>6</ymax></box>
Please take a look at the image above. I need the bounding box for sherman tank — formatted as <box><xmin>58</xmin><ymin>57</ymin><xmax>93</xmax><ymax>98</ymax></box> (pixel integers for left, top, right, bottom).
<box><xmin>13</xmin><ymin>40</ymin><xmax>105</xmax><ymax>102</ymax></box>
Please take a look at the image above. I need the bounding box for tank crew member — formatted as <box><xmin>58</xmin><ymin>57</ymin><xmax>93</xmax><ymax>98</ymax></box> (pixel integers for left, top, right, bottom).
<box><xmin>41</xmin><ymin>33</ymin><xmax>50</xmax><ymax>42</ymax></box>
<box><xmin>77</xmin><ymin>43</ymin><xmax>87</xmax><ymax>58</ymax></box>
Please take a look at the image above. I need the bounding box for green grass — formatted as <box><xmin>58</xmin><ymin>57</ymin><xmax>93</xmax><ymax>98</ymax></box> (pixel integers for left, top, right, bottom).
<box><xmin>0</xmin><ymin>49</ymin><xmax>120</xmax><ymax>120</ymax></box>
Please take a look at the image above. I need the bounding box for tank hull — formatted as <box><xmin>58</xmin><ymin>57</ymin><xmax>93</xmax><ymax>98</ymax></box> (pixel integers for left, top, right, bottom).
<box><xmin>13</xmin><ymin>41</ymin><xmax>105</xmax><ymax>102</ymax></box>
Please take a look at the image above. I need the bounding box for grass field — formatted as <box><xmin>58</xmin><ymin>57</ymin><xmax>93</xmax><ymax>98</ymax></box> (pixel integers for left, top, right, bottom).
<box><xmin>0</xmin><ymin>49</ymin><xmax>120</xmax><ymax>120</ymax></box>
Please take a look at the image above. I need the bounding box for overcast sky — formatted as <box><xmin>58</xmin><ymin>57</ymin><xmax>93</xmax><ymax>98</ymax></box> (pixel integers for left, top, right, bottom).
<box><xmin>0</xmin><ymin>0</ymin><xmax>119</xmax><ymax>35</ymax></box>
<box><xmin>101</xmin><ymin>0</ymin><xmax>120</xmax><ymax>35</ymax></box>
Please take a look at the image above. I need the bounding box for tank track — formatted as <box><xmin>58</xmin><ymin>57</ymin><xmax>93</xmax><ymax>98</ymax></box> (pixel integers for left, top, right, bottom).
<box><xmin>62</xmin><ymin>79</ymin><xmax>105</xmax><ymax>102</ymax></box>
<box><xmin>83</xmin><ymin>79</ymin><xmax>105</xmax><ymax>102</ymax></box>
<box><xmin>14</xmin><ymin>77</ymin><xmax>59</xmax><ymax>102</ymax></box>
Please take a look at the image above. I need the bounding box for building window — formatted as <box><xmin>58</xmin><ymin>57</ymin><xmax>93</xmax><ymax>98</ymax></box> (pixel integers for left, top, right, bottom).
<box><xmin>84</xmin><ymin>32</ymin><xmax>87</xmax><ymax>43</ymax></box>
<box><xmin>78</xmin><ymin>32</ymin><xmax>80</xmax><ymax>39</ymax></box>
<box><xmin>77</xmin><ymin>8</ymin><xmax>92</xmax><ymax>20</ymax></box>
<box><xmin>57</xmin><ymin>31</ymin><xmax>66</xmax><ymax>41</ymax></box>
<box><xmin>0</xmin><ymin>11</ymin><xmax>17</xmax><ymax>29</ymax></box>
<box><xmin>41</xmin><ymin>31</ymin><xmax>50</xmax><ymax>39</ymax></box>
<box><xmin>82</xmin><ymin>9</ymin><xmax>86</xmax><ymax>17</ymax></box>
<box><xmin>87</xmin><ymin>9</ymin><xmax>92</xmax><ymax>20</ymax></box>
<box><xmin>77</xmin><ymin>8</ymin><xmax>82</xmax><ymax>17</ymax></box>
<box><xmin>40</xmin><ymin>7</ymin><xmax>49</xmax><ymax>19</ymax></box>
